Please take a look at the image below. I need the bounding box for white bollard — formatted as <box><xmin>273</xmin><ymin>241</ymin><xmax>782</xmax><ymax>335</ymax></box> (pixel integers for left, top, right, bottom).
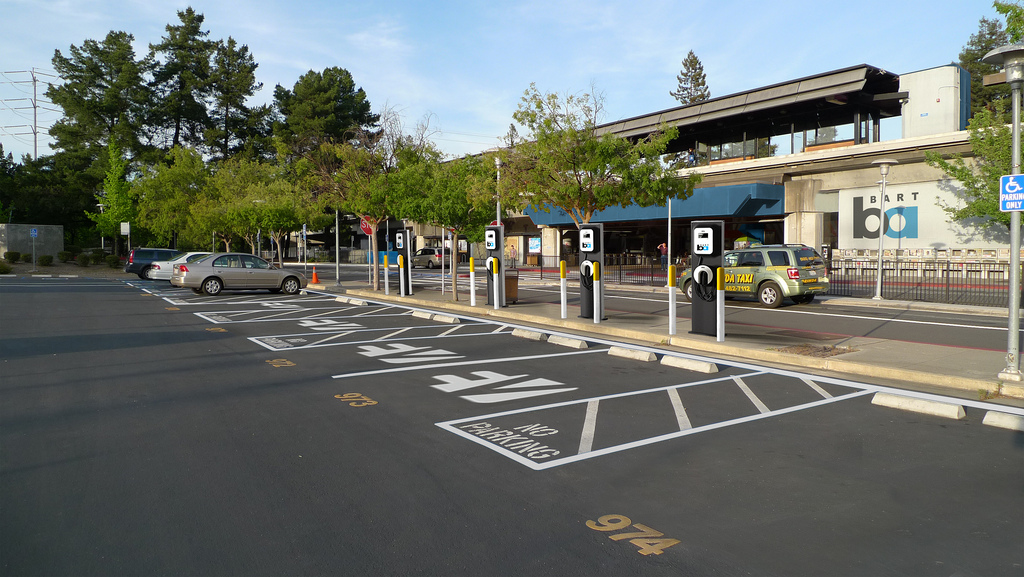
<box><xmin>469</xmin><ymin>257</ymin><xmax>476</xmax><ymax>306</ymax></box>
<box><xmin>668</xmin><ymin>265</ymin><xmax>676</xmax><ymax>335</ymax></box>
<box><xmin>593</xmin><ymin>262</ymin><xmax>601</xmax><ymax>324</ymax></box>
<box><xmin>398</xmin><ymin>255</ymin><xmax>406</xmax><ymax>297</ymax></box>
<box><xmin>560</xmin><ymin>260</ymin><xmax>567</xmax><ymax>319</ymax></box>
<box><xmin>716</xmin><ymin>266</ymin><xmax>725</xmax><ymax>342</ymax></box>
<box><xmin>384</xmin><ymin>255</ymin><xmax>389</xmax><ymax>296</ymax></box>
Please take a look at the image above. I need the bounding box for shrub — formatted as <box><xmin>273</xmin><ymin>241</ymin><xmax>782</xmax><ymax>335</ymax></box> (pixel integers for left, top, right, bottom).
<box><xmin>58</xmin><ymin>251</ymin><xmax>73</xmax><ymax>262</ymax></box>
<box><xmin>106</xmin><ymin>255</ymin><xmax>121</xmax><ymax>268</ymax></box>
<box><xmin>90</xmin><ymin>252</ymin><xmax>104</xmax><ymax>264</ymax></box>
<box><xmin>21</xmin><ymin>253</ymin><xmax>33</xmax><ymax>263</ymax></box>
<box><xmin>66</xmin><ymin>245</ymin><xmax>82</xmax><ymax>256</ymax></box>
<box><xmin>76</xmin><ymin>253</ymin><xmax>90</xmax><ymax>267</ymax></box>
<box><xmin>0</xmin><ymin>262</ymin><xmax>11</xmax><ymax>274</ymax></box>
<box><xmin>38</xmin><ymin>255</ymin><xmax>54</xmax><ymax>266</ymax></box>
<box><xmin>4</xmin><ymin>251</ymin><xmax>20</xmax><ymax>263</ymax></box>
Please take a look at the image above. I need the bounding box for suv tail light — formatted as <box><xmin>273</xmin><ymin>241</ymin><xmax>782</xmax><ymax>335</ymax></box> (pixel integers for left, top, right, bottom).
<box><xmin>787</xmin><ymin>268</ymin><xmax>800</xmax><ymax>280</ymax></box>
<box><xmin>127</xmin><ymin>250</ymin><xmax>135</xmax><ymax>264</ymax></box>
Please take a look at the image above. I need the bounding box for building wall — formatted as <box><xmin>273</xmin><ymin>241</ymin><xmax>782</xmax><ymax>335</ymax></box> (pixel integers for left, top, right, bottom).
<box><xmin>0</xmin><ymin>224</ymin><xmax>64</xmax><ymax>258</ymax></box>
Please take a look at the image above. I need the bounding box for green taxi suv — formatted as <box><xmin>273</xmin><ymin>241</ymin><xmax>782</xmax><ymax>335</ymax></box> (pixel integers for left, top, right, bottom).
<box><xmin>680</xmin><ymin>244</ymin><xmax>829</xmax><ymax>308</ymax></box>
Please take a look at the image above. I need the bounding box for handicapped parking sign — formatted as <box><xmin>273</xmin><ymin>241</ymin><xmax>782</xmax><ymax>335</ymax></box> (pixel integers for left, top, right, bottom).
<box><xmin>1000</xmin><ymin>175</ymin><xmax>1024</xmax><ymax>211</ymax></box>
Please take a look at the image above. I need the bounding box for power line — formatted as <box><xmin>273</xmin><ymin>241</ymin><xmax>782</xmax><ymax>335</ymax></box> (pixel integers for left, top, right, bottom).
<box><xmin>0</xmin><ymin>68</ymin><xmax>58</xmax><ymax>159</ymax></box>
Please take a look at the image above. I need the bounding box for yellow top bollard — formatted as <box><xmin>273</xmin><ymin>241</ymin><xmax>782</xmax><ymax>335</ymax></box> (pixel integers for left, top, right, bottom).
<box><xmin>469</xmin><ymin>256</ymin><xmax>474</xmax><ymax>270</ymax></box>
<box><xmin>560</xmin><ymin>260</ymin><xmax>566</xmax><ymax>279</ymax></box>
<box><xmin>717</xmin><ymin>267</ymin><xmax>724</xmax><ymax>290</ymax></box>
<box><xmin>593</xmin><ymin>262</ymin><xmax>601</xmax><ymax>281</ymax></box>
<box><xmin>668</xmin><ymin>265</ymin><xmax>676</xmax><ymax>287</ymax></box>
<box><xmin>398</xmin><ymin>255</ymin><xmax>404</xmax><ymax>269</ymax></box>
<box><xmin>384</xmin><ymin>254</ymin><xmax>389</xmax><ymax>268</ymax></box>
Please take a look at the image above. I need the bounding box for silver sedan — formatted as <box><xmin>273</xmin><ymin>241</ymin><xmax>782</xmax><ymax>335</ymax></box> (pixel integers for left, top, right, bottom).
<box><xmin>170</xmin><ymin>253</ymin><xmax>307</xmax><ymax>296</ymax></box>
<box><xmin>148</xmin><ymin>252</ymin><xmax>211</xmax><ymax>281</ymax></box>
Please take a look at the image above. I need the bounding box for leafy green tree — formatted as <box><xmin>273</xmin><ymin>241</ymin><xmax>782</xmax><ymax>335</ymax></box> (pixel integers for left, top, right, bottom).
<box><xmin>959</xmin><ymin>16</ymin><xmax>1009</xmax><ymax>118</ymax></box>
<box><xmin>395</xmin><ymin>148</ymin><xmax>494</xmax><ymax>299</ymax></box>
<box><xmin>670</xmin><ymin>50</ymin><xmax>711</xmax><ymax>105</ymax></box>
<box><xmin>149</xmin><ymin>7</ymin><xmax>216</xmax><ymax>149</ymax></box>
<box><xmin>88</xmin><ymin>141</ymin><xmax>136</xmax><ymax>255</ymax></box>
<box><xmin>996</xmin><ymin>0</ymin><xmax>1024</xmax><ymax>41</ymax></box>
<box><xmin>135</xmin><ymin>146</ymin><xmax>212</xmax><ymax>246</ymax></box>
<box><xmin>0</xmin><ymin>144</ymin><xmax>16</xmax><ymax>223</ymax></box>
<box><xmin>206</xmin><ymin>37</ymin><xmax>269</xmax><ymax>160</ymax></box>
<box><xmin>273</xmin><ymin>67</ymin><xmax>379</xmax><ymax>157</ymax></box>
<box><xmin>506</xmin><ymin>83</ymin><xmax>700</xmax><ymax>229</ymax></box>
<box><xmin>926</xmin><ymin>105</ymin><xmax>1012</xmax><ymax>231</ymax></box>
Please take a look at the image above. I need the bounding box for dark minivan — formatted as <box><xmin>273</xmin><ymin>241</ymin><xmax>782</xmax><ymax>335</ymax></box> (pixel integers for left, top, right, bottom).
<box><xmin>124</xmin><ymin>248</ymin><xmax>180</xmax><ymax>279</ymax></box>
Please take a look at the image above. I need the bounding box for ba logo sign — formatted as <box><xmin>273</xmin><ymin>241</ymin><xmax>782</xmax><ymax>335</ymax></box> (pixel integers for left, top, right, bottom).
<box><xmin>852</xmin><ymin>197</ymin><xmax>918</xmax><ymax>240</ymax></box>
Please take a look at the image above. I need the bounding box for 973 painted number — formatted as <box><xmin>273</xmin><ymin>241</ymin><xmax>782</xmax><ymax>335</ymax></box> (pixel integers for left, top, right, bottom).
<box><xmin>335</xmin><ymin>393</ymin><xmax>377</xmax><ymax>407</ymax></box>
<box><xmin>586</xmin><ymin>514</ymin><xmax>680</xmax><ymax>556</ymax></box>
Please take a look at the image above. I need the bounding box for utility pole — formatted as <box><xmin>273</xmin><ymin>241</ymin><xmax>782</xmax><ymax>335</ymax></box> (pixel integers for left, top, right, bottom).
<box><xmin>1</xmin><ymin>68</ymin><xmax>58</xmax><ymax>159</ymax></box>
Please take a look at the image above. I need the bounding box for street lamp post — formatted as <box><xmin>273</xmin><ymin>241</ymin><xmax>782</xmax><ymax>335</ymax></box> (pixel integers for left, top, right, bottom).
<box><xmin>495</xmin><ymin>157</ymin><xmax>502</xmax><ymax>224</ymax></box>
<box><xmin>984</xmin><ymin>44</ymin><xmax>1024</xmax><ymax>381</ymax></box>
<box><xmin>872</xmin><ymin>159</ymin><xmax>899</xmax><ymax>300</ymax></box>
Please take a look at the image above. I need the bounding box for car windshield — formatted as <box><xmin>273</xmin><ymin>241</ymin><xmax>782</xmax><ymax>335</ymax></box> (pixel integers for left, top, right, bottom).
<box><xmin>186</xmin><ymin>253</ymin><xmax>209</xmax><ymax>263</ymax></box>
<box><xmin>794</xmin><ymin>249</ymin><xmax>824</xmax><ymax>266</ymax></box>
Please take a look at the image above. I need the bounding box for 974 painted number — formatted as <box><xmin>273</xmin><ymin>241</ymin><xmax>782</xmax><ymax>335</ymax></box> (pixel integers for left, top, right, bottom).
<box><xmin>335</xmin><ymin>393</ymin><xmax>377</xmax><ymax>407</ymax></box>
<box><xmin>586</xmin><ymin>514</ymin><xmax>680</xmax><ymax>556</ymax></box>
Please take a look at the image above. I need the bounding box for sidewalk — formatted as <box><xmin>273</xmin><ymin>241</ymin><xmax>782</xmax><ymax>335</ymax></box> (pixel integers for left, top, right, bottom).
<box><xmin>308</xmin><ymin>275</ymin><xmax>1024</xmax><ymax>403</ymax></box>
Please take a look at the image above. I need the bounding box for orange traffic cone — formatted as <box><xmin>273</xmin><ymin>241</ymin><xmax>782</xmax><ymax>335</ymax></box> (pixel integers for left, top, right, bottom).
<box><xmin>311</xmin><ymin>266</ymin><xmax>319</xmax><ymax>284</ymax></box>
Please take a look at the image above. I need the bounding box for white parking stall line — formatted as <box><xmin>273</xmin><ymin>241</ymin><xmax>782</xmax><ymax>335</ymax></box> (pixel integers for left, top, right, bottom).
<box><xmin>332</xmin><ymin>349</ymin><xmax>607</xmax><ymax>379</ymax></box>
<box><xmin>375</xmin><ymin>327</ymin><xmax>413</xmax><ymax>341</ymax></box>
<box><xmin>733</xmin><ymin>376</ymin><xmax>770</xmax><ymax>414</ymax></box>
<box><xmin>666</xmin><ymin>388</ymin><xmax>693</xmax><ymax>431</ymax></box>
<box><xmin>439</xmin><ymin>326</ymin><xmax>463</xmax><ymax>336</ymax></box>
<box><xmin>192</xmin><ymin>308</ymin><xmax>411</xmax><ymax>325</ymax></box>
<box><xmin>353</xmin><ymin>306</ymin><xmax>398</xmax><ymax>317</ymax></box>
<box><xmin>491</xmin><ymin>325</ymin><xmax>509</xmax><ymax>334</ymax></box>
<box><xmin>578</xmin><ymin>400</ymin><xmax>600</xmax><ymax>454</ymax></box>
<box><xmin>801</xmin><ymin>377</ymin><xmax>834</xmax><ymax>399</ymax></box>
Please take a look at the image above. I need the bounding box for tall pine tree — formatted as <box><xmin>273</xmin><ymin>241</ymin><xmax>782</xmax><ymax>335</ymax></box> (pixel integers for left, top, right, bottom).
<box><xmin>149</xmin><ymin>7</ymin><xmax>216</xmax><ymax>149</ymax></box>
<box><xmin>959</xmin><ymin>16</ymin><xmax>1009</xmax><ymax>118</ymax></box>
<box><xmin>670</xmin><ymin>50</ymin><xmax>711</xmax><ymax>106</ymax></box>
<box><xmin>206</xmin><ymin>37</ymin><xmax>268</xmax><ymax>160</ymax></box>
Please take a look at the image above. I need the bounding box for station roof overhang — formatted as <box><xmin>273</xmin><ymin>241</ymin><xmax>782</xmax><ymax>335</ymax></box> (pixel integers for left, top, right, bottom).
<box><xmin>596</xmin><ymin>64</ymin><xmax>904</xmax><ymax>150</ymax></box>
<box><xmin>524</xmin><ymin>183</ymin><xmax>785</xmax><ymax>227</ymax></box>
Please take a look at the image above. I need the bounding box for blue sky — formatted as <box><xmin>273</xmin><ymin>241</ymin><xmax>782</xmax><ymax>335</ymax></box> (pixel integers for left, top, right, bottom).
<box><xmin>0</xmin><ymin>0</ymin><xmax>996</xmax><ymax>161</ymax></box>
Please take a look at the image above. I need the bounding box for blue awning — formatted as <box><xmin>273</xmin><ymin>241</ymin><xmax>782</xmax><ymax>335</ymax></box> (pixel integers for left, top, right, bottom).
<box><xmin>524</xmin><ymin>183</ymin><xmax>784</xmax><ymax>226</ymax></box>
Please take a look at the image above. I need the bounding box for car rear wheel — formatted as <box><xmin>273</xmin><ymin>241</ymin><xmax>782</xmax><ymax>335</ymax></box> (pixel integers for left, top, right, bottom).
<box><xmin>426</xmin><ymin>261</ymin><xmax>435</xmax><ymax>269</ymax></box>
<box><xmin>281</xmin><ymin>277</ymin><xmax>300</xmax><ymax>295</ymax></box>
<box><xmin>202</xmin><ymin>277</ymin><xmax>223</xmax><ymax>296</ymax></box>
<box><xmin>792</xmin><ymin>294</ymin><xmax>815</xmax><ymax>304</ymax></box>
<box><xmin>758</xmin><ymin>281</ymin><xmax>782</xmax><ymax>308</ymax></box>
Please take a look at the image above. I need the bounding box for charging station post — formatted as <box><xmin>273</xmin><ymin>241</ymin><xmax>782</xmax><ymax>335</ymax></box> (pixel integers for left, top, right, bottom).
<box><xmin>578</xmin><ymin>223</ymin><xmax>604</xmax><ymax>320</ymax></box>
<box><xmin>690</xmin><ymin>220</ymin><xmax>724</xmax><ymax>337</ymax></box>
<box><xmin>484</xmin><ymin>225</ymin><xmax>505</xmax><ymax>308</ymax></box>
<box><xmin>394</xmin><ymin>229</ymin><xmax>413</xmax><ymax>296</ymax></box>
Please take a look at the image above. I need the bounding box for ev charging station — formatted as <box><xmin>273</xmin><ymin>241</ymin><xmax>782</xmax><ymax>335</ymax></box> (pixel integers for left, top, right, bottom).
<box><xmin>394</xmin><ymin>228</ymin><xmax>413</xmax><ymax>296</ymax></box>
<box><xmin>578</xmin><ymin>223</ymin><xmax>605</xmax><ymax>320</ymax></box>
<box><xmin>689</xmin><ymin>220</ymin><xmax>724</xmax><ymax>336</ymax></box>
<box><xmin>484</xmin><ymin>224</ymin><xmax>505</xmax><ymax>308</ymax></box>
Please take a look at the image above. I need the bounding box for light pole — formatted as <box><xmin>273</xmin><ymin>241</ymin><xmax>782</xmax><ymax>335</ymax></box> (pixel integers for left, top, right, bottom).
<box><xmin>872</xmin><ymin>159</ymin><xmax>898</xmax><ymax>300</ymax></box>
<box><xmin>494</xmin><ymin>157</ymin><xmax>502</xmax><ymax>224</ymax></box>
<box><xmin>984</xmin><ymin>44</ymin><xmax>1024</xmax><ymax>381</ymax></box>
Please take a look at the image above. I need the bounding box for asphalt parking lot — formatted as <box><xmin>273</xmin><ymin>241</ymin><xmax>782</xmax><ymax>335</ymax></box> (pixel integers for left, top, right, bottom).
<box><xmin>2</xmin><ymin>277</ymin><xmax>1022</xmax><ymax>576</ymax></box>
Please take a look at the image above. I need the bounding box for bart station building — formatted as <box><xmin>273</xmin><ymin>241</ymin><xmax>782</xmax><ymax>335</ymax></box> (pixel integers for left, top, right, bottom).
<box><xmin>403</xmin><ymin>63</ymin><xmax>986</xmax><ymax>268</ymax></box>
